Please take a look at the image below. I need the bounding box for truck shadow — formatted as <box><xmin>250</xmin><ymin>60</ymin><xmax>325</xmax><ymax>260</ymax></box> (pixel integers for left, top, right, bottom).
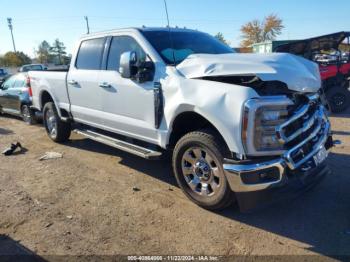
<box><xmin>217</xmin><ymin>151</ymin><xmax>350</xmax><ymax>258</ymax></box>
<box><xmin>330</xmin><ymin>106</ymin><xmax>350</xmax><ymax>119</ymax></box>
<box><xmin>0</xmin><ymin>127</ymin><xmax>14</xmax><ymax>135</ymax></box>
<box><xmin>0</xmin><ymin>234</ymin><xmax>46</xmax><ymax>261</ymax></box>
<box><xmin>64</xmin><ymin>138</ymin><xmax>178</xmax><ymax>187</ymax></box>
<box><xmin>65</xmin><ymin>137</ymin><xmax>350</xmax><ymax>258</ymax></box>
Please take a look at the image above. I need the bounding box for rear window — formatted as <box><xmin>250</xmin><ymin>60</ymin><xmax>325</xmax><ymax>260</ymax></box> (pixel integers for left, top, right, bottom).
<box><xmin>29</xmin><ymin>65</ymin><xmax>43</xmax><ymax>71</ymax></box>
<box><xmin>14</xmin><ymin>75</ymin><xmax>26</xmax><ymax>88</ymax></box>
<box><xmin>22</xmin><ymin>65</ymin><xmax>43</xmax><ymax>72</ymax></box>
<box><xmin>76</xmin><ymin>38</ymin><xmax>105</xmax><ymax>70</ymax></box>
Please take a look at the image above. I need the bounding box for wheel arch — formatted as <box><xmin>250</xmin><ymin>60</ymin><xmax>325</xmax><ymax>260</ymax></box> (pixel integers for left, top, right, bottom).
<box><xmin>167</xmin><ymin>110</ymin><xmax>233</xmax><ymax>157</ymax></box>
<box><xmin>39</xmin><ymin>90</ymin><xmax>63</xmax><ymax>118</ymax></box>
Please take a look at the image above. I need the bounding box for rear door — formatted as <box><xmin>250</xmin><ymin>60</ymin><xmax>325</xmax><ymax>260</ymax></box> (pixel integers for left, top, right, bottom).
<box><xmin>97</xmin><ymin>35</ymin><xmax>158</xmax><ymax>141</ymax></box>
<box><xmin>67</xmin><ymin>37</ymin><xmax>106</xmax><ymax>126</ymax></box>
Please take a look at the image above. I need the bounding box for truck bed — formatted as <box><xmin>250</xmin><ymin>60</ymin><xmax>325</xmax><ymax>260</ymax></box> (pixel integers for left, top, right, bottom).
<box><xmin>28</xmin><ymin>70</ymin><xmax>70</xmax><ymax>112</ymax></box>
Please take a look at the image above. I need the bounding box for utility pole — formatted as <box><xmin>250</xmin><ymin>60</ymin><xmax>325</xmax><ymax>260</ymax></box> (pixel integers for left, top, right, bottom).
<box><xmin>7</xmin><ymin>18</ymin><xmax>17</xmax><ymax>52</ymax></box>
<box><xmin>84</xmin><ymin>16</ymin><xmax>90</xmax><ymax>34</ymax></box>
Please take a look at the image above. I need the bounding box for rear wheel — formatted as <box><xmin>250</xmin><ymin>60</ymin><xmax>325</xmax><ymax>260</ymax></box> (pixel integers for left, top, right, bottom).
<box><xmin>172</xmin><ymin>129</ymin><xmax>234</xmax><ymax>210</ymax></box>
<box><xmin>43</xmin><ymin>102</ymin><xmax>71</xmax><ymax>142</ymax></box>
<box><xmin>326</xmin><ymin>86</ymin><xmax>350</xmax><ymax>113</ymax></box>
<box><xmin>21</xmin><ymin>104</ymin><xmax>36</xmax><ymax>125</ymax></box>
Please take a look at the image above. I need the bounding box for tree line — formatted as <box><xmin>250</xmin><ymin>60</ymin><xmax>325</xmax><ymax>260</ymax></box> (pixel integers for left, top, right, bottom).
<box><xmin>1</xmin><ymin>14</ymin><xmax>283</xmax><ymax>67</ymax></box>
<box><xmin>0</xmin><ymin>39</ymin><xmax>71</xmax><ymax>67</ymax></box>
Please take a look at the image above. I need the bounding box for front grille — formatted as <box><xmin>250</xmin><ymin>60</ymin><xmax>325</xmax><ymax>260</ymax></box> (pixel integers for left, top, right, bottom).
<box><xmin>276</xmin><ymin>94</ymin><xmax>330</xmax><ymax>169</ymax></box>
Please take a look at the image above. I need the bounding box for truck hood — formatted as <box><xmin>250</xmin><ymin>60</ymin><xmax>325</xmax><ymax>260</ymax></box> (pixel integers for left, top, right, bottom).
<box><xmin>176</xmin><ymin>53</ymin><xmax>321</xmax><ymax>93</ymax></box>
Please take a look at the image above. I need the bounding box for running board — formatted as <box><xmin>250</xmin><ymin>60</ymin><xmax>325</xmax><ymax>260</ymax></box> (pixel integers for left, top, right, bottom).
<box><xmin>73</xmin><ymin>128</ymin><xmax>162</xmax><ymax>160</ymax></box>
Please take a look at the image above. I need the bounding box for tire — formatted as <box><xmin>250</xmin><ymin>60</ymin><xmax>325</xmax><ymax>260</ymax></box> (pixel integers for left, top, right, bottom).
<box><xmin>172</xmin><ymin>129</ymin><xmax>234</xmax><ymax>210</ymax></box>
<box><xmin>21</xmin><ymin>104</ymin><xmax>37</xmax><ymax>125</ymax></box>
<box><xmin>326</xmin><ymin>86</ymin><xmax>350</xmax><ymax>113</ymax></box>
<box><xmin>43</xmin><ymin>102</ymin><xmax>71</xmax><ymax>142</ymax></box>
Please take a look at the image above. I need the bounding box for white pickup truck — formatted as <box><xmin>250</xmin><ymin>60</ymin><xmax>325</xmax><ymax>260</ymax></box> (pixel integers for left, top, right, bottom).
<box><xmin>28</xmin><ymin>27</ymin><xmax>335</xmax><ymax>211</ymax></box>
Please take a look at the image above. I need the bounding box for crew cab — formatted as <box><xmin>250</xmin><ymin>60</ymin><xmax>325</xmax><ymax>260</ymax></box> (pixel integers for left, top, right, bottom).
<box><xmin>28</xmin><ymin>27</ymin><xmax>336</xmax><ymax>211</ymax></box>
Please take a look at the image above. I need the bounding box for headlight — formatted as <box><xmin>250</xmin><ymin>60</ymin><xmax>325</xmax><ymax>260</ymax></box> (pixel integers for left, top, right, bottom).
<box><xmin>242</xmin><ymin>96</ymin><xmax>293</xmax><ymax>156</ymax></box>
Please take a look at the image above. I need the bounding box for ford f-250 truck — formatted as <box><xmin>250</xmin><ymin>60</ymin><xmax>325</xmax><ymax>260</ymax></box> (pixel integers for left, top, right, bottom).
<box><xmin>28</xmin><ymin>27</ymin><xmax>336</xmax><ymax>211</ymax></box>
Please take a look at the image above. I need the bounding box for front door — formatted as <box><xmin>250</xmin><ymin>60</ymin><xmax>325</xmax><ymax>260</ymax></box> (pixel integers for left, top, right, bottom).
<box><xmin>98</xmin><ymin>35</ymin><xmax>158</xmax><ymax>142</ymax></box>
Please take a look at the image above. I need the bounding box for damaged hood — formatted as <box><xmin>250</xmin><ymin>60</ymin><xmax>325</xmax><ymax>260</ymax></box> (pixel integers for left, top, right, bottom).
<box><xmin>176</xmin><ymin>53</ymin><xmax>321</xmax><ymax>93</ymax></box>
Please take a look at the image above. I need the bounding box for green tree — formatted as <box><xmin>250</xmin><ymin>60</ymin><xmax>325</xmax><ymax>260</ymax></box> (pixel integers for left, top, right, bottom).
<box><xmin>50</xmin><ymin>39</ymin><xmax>67</xmax><ymax>65</ymax></box>
<box><xmin>240</xmin><ymin>14</ymin><xmax>284</xmax><ymax>47</ymax></box>
<box><xmin>36</xmin><ymin>40</ymin><xmax>52</xmax><ymax>64</ymax></box>
<box><xmin>215</xmin><ymin>32</ymin><xmax>230</xmax><ymax>46</ymax></box>
<box><xmin>62</xmin><ymin>54</ymin><xmax>72</xmax><ymax>65</ymax></box>
<box><xmin>2</xmin><ymin>51</ymin><xmax>31</xmax><ymax>67</ymax></box>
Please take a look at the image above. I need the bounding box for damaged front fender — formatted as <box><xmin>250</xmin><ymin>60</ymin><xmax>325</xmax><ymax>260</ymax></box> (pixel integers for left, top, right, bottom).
<box><xmin>161</xmin><ymin>71</ymin><xmax>259</xmax><ymax>155</ymax></box>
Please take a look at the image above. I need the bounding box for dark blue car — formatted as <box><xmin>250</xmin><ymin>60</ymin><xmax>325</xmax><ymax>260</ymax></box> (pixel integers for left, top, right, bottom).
<box><xmin>0</xmin><ymin>73</ymin><xmax>39</xmax><ymax>124</ymax></box>
<box><xmin>0</xmin><ymin>68</ymin><xmax>8</xmax><ymax>84</ymax></box>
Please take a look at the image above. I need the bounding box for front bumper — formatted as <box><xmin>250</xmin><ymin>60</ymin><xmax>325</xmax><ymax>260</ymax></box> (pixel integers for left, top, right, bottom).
<box><xmin>224</xmin><ymin>121</ymin><xmax>333</xmax><ymax>193</ymax></box>
<box><xmin>224</xmin><ymin>110</ymin><xmax>334</xmax><ymax>211</ymax></box>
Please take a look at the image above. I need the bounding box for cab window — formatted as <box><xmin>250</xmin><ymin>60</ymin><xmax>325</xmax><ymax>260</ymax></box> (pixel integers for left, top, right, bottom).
<box><xmin>76</xmin><ymin>38</ymin><xmax>105</xmax><ymax>70</ymax></box>
<box><xmin>107</xmin><ymin>36</ymin><xmax>146</xmax><ymax>71</ymax></box>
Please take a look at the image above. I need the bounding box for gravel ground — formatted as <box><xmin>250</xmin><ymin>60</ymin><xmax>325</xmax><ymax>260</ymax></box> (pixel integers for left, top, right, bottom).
<box><xmin>0</xmin><ymin>111</ymin><xmax>350</xmax><ymax>260</ymax></box>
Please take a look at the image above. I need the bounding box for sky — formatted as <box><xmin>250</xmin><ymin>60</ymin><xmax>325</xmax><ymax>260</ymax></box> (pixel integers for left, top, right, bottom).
<box><xmin>1</xmin><ymin>0</ymin><xmax>349</xmax><ymax>57</ymax></box>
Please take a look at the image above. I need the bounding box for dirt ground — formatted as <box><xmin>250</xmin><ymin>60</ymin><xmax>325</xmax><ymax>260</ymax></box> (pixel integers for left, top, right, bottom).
<box><xmin>0</xmin><ymin>110</ymin><xmax>350</xmax><ymax>260</ymax></box>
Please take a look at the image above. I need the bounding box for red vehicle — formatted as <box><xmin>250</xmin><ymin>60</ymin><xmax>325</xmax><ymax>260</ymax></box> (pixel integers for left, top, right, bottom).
<box><xmin>275</xmin><ymin>32</ymin><xmax>350</xmax><ymax>112</ymax></box>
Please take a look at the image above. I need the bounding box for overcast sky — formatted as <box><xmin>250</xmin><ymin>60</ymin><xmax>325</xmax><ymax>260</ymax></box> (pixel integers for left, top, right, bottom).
<box><xmin>1</xmin><ymin>0</ymin><xmax>349</xmax><ymax>57</ymax></box>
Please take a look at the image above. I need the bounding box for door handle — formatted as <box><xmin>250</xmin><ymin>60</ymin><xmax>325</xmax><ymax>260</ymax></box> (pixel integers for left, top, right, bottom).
<box><xmin>99</xmin><ymin>82</ymin><xmax>111</xmax><ymax>88</ymax></box>
<box><xmin>68</xmin><ymin>80</ymin><xmax>78</xmax><ymax>85</ymax></box>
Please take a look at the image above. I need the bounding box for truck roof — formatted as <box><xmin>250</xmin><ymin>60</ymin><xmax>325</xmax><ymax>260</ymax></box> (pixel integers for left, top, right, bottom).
<box><xmin>80</xmin><ymin>27</ymin><xmax>199</xmax><ymax>39</ymax></box>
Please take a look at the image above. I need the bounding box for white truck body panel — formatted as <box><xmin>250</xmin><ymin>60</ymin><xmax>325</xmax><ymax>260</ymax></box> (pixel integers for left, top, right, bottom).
<box><xmin>30</xmin><ymin>71</ymin><xmax>70</xmax><ymax>113</ymax></box>
<box><xmin>29</xmin><ymin>28</ymin><xmax>321</xmax><ymax>155</ymax></box>
<box><xmin>26</xmin><ymin>27</ymin><xmax>334</xmax><ymax>211</ymax></box>
<box><xmin>176</xmin><ymin>53</ymin><xmax>321</xmax><ymax>93</ymax></box>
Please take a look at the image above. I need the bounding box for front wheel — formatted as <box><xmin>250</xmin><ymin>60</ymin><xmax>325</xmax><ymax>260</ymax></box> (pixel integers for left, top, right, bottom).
<box><xmin>43</xmin><ymin>102</ymin><xmax>71</xmax><ymax>142</ymax></box>
<box><xmin>172</xmin><ymin>129</ymin><xmax>234</xmax><ymax>210</ymax></box>
<box><xmin>326</xmin><ymin>86</ymin><xmax>350</xmax><ymax>113</ymax></box>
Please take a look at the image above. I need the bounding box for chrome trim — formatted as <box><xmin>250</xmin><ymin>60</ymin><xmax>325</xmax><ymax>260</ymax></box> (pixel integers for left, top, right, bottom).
<box><xmin>224</xmin><ymin>159</ymin><xmax>286</xmax><ymax>192</ymax></box>
<box><xmin>242</xmin><ymin>96</ymin><xmax>293</xmax><ymax>156</ymax></box>
<box><xmin>284</xmin><ymin>120</ymin><xmax>330</xmax><ymax>170</ymax></box>
<box><xmin>225</xmin><ymin>110</ymin><xmax>331</xmax><ymax>193</ymax></box>
<box><xmin>307</xmin><ymin>93</ymin><xmax>320</xmax><ymax>101</ymax></box>
<box><xmin>243</xmin><ymin>93</ymin><xmax>323</xmax><ymax>157</ymax></box>
<box><xmin>276</xmin><ymin>105</ymin><xmax>324</xmax><ymax>143</ymax></box>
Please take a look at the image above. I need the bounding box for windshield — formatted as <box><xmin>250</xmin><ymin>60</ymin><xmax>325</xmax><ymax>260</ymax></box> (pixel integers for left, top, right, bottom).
<box><xmin>141</xmin><ymin>30</ymin><xmax>234</xmax><ymax>65</ymax></box>
<box><xmin>0</xmin><ymin>69</ymin><xmax>5</xmax><ymax>75</ymax></box>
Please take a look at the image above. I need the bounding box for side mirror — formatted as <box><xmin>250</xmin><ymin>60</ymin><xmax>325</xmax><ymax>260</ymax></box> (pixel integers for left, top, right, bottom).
<box><xmin>119</xmin><ymin>51</ymin><xmax>137</xmax><ymax>79</ymax></box>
